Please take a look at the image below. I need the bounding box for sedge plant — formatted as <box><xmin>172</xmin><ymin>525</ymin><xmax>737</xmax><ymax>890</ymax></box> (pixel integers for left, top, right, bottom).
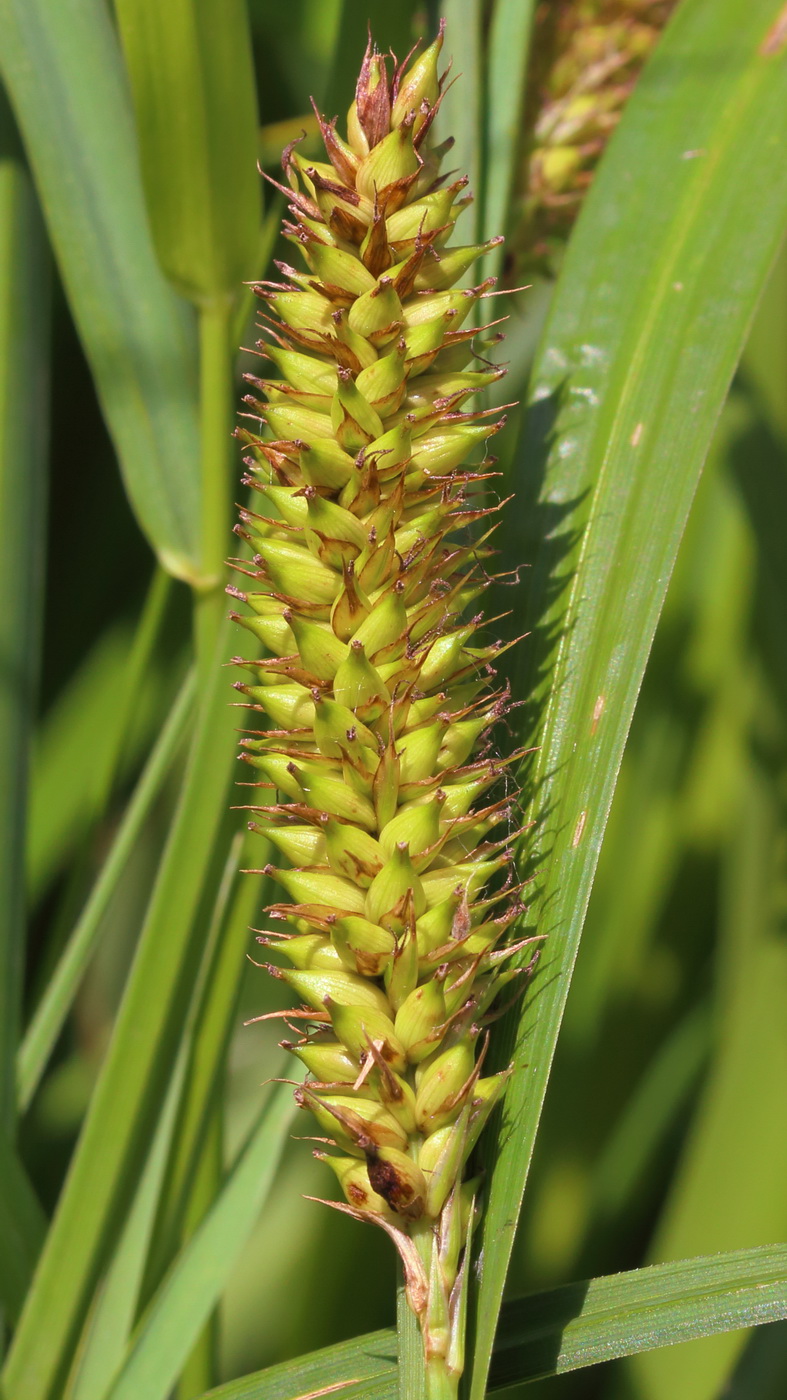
<box><xmin>4</xmin><ymin>6</ymin><xmax>787</xmax><ymax>1400</ymax></box>
<box><xmin>228</xmin><ymin>25</ymin><xmax>532</xmax><ymax>1396</ymax></box>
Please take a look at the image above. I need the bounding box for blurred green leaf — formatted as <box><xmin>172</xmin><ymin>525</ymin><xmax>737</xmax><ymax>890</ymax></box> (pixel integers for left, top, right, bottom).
<box><xmin>590</xmin><ymin>1002</ymin><xmax>711</xmax><ymax>1225</ymax></box>
<box><xmin>0</xmin><ymin>100</ymin><xmax>49</xmax><ymax>1134</ymax></box>
<box><xmin>0</xmin><ymin>1131</ymin><xmax>47</xmax><ymax>1324</ymax></box>
<box><xmin>0</xmin><ymin>0</ymin><xmax>201</xmax><ymax>579</ymax></box>
<box><xmin>4</xmin><ymin>619</ymin><xmax>240</xmax><ymax>1400</ymax></box>
<box><xmin>257</xmin><ymin>115</ymin><xmax>319</xmax><ymax>171</ymax></box>
<box><xmin>322</xmin><ymin>4</ymin><xmax>423</xmax><ymax>123</ymax></box>
<box><xmin>437</xmin><ymin>1</ymin><xmax>483</xmax><ymax>247</ymax></box>
<box><xmin>469</xmin><ymin>4</ymin><xmax>787</xmax><ymax>1391</ymax></box>
<box><xmin>743</xmin><ymin>241</ymin><xmax>787</xmax><ymax>443</ymax></box>
<box><xmin>105</xmin><ymin>1082</ymin><xmax>295</xmax><ymax>1400</ymax></box>
<box><xmin>481</xmin><ymin>0</ymin><xmax>536</xmax><ymax>281</ymax></box>
<box><xmin>64</xmin><ymin>1057</ymin><xmax>187</xmax><ymax>1400</ymax></box>
<box><xmin>231</xmin><ymin>198</ymin><xmax>284</xmax><ymax>354</ymax></box>
<box><xmin>26</xmin><ymin>624</ymin><xmax>174</xmax><ymax>904</ymax></box>
<box><xmin>142</xmin><ymin>832</ymin><xmax>267</xmax><ymax>1298</ymax></box>
<box><xmin>629</xmin><ymin>756</ymin><xmax>787</xmax><ymax>1399</ymax></box>
<box><xmin>115</xmin><ymin>0</ymin><xmax>261</xmax><ymax>304</ymax></box>
<box><xmin>17</xmin><ymin>670</ymin><xmax>195</xmax><ymax>1112</ymax></box>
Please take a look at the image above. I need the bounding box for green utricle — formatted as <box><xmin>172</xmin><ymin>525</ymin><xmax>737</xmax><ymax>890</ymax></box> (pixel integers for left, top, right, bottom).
<box><xmin>230</xmin><ymin>22</ymin><xmax>525</xmax><ymax>1395</ymax></box>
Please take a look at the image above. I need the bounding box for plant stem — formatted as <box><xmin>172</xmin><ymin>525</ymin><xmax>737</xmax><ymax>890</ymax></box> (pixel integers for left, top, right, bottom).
<box><xmin>0</xmin><ymin>116</ymin><xmax>49</xmax><ymax>1141</ymax></box>
<box><xmin>195</xmin><ymin>297</ymin><xmax>234</xmax><ymax>677</ymax></box>
<box><xmin>426</xmin><ymin>1356</ymin><xmax>459</xmax><ymax>1400</ymax></box>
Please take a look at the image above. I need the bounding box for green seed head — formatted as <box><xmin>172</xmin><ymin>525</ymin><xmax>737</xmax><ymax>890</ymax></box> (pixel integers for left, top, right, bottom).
<box><xmin>513</xmin><ymin>0</ymin><xmax>678</xmax><ymax>275</ymax></box>
<box><xmin>230</xmin><ymin>24</ymin><xmax>534</xmax><ymax>1391</ymax></box>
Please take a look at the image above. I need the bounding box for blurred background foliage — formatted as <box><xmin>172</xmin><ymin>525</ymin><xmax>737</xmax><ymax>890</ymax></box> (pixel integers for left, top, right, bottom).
<box><xmin>1</xmin><ymin>1</ymin><xmax>786</xmax><ymax>1398</ymax></box>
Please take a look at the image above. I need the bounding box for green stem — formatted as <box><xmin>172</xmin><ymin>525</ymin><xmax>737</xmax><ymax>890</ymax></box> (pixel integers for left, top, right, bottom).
<box><xmin>195</xmin><ymin>297</ymin><xmax>234</xmax><ymax>676</ymax></box>
<box><xmin>426</xmin><ymin>1356</ymin><xmax>459</xmax><ymax>1400</ymax></box>
<box><xmin>0</xmin><ymin>113</ymin><xmax>49</xmax><ymax>1141</ymax></box>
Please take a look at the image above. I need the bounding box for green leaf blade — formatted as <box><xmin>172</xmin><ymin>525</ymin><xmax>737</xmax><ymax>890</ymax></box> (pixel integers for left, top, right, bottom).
<box><xmin>17</xmin><ymin>670</ymin><xmax>195</xmax><ymax>1112</ymax></box>
<box><xmin>0</xmin><ymin>100</ymin><xmax>49</xmax><ymax>1135</ymax></box>
<box><xmin>0</xmin><ymin>1133</ymin><xmax>47</xmax><ymax>1324</ymax></box>
<box><xmin>0</xmin><ymin>0</ymin><xmax>201</xmax><ymax>578</ymax></box>
<box><xmin>105</xmin><ymin>1083</ymin><xmax>296</xmax><ymax>1400</ymax></box>
<box><xmin>480</xmin><ymin>0</ymin><xmax>536</xmax><ymax>281</ymax></box>
<box><xmin>469</xmin><ymin>2</ymin><xmax>787</xmax><ymax>1393</ymax></box>
<box><xmin>202</xmin><ymin>1330</ymin><xmax>398</xmax><ymax>1400</ymax></box>
<box><xmin>114</xmin><ymin>0</ymin><xmax>261</xmax><ymax>303</ymax></box>
<box><xmin>3</xmin><ymin>623</ymin><xmax>238</xmax><ymax>1400</ymax></box>
<box><xmin>490</xmin><ymin>1245</ymin><xmax>787</xmax><ymax>1389</ymax></box>
<box><xmin>190</xmin><ymin>1244</ymin><xmax>787</xmax><ymax>1398</ymax></box>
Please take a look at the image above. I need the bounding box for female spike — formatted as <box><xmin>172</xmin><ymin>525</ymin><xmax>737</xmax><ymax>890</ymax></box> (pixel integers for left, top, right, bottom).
<box><xmin>230</xmin><ymin>25</ymin><xmax>534</xmax><ymax>1395</ymax></box>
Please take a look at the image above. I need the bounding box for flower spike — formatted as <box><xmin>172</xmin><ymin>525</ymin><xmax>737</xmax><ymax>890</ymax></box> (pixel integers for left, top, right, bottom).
<box><xmin>230</xmin><ymin>25</ymin><xmax>533</xmax><ymax>1396</ymax></box>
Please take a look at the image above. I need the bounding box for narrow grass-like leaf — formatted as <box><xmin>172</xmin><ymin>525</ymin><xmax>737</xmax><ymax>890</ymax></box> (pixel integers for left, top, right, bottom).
<box><xmin>397</xmin><ymin>1277</ymin><xmax>425</xmax><ymax>1400</ymax></box>
<box><xmin>591</xmin><ymin>1002</ymin><xmax>711</xmax><ymax>1223</ymax></box>
<box><xmin>321</xmin><ymin>4</ymin><xmax>421</xmax><ymax>122</ymax></box>
<box><xmin>725</xmin><ymin>1319</ymin><xmax>787</xmax><ymax>1400</ymax></box>
<box><xmin>231</xmin><ymin>201</ymin><xmax>284</xmax><ymax>360</ymax></box>
<box><xmin>198</xmin><ymin>1244</ymin><xmax>787</xmax><ymax>1398</ymax></box>
<box><xmin>114</xmin><ymin>0</ymin><xmax>260</xmax><ymax>303</ymax></box>
<box><xmin>26</xmin><ymin>624</ymin><xmax>176</xmax><ymax>906</ymax></box>
<box><xmin>17</xmin><ymin>670</ymin><xmax>195</xmax><ymax>1112</ymax></box>
<box><xmin>437</xmin><ymin>0</ymin><xmax>483</xmax><ymax>246</ymax></box>
<box><xmin>0</xmin><ymin>1131</ymin><xmax>47</xmax><ymax>1323</ymax></box>
<box><xmin>3</xmin><ymin>621</ymin><xmax>239</xmax><ymax>1400</ymax></box>
<box><xmin>488</xmin><ymin>1245</ymin><xmax>787</xmax><ymax>1390</ymax></box>
<box><xmin>141</xmin><ymin>833</ymin><xmax>267</xmax><ymax>1299</ymax></box>
<box><xmin>105</xmin><ymin>1082</ymin><xmax>296</xmax><ymax>1400</ymax></box>
<box><xmin>93</xmin><ymin>567</ymin><xmax>173</xmax><ymax>822</ymax></box>
<box><xmin>0</xmin><ymin>102</ymin><xmax>49</xmax><ymax>1134</ymax></box>
<box><xmin>202</xmin><ymin>1331</ymin><xmax>398</xmax><ymax>1400</ymax></box>
<box><xmin>64</xmin><ymin>1057</ymin><xmax>188</xmax><ymax>1400</ymax></box>
<box><xmin>481</xmin><ymin>0</ymin><xmax>536</xmax><ymax>281</ymax></box>
<box><xmin>469</xmin><ymin>5</ymin><xmax>787</xmax><ymax>1391</ymax></box>
<box><xmin>629</xmin><ymin>757</ymin><xmax>787</xmax><ymax>1399</ymax></box>
<box><xmin>0</xmin><ymin>0</ymin><xmax>201</xmax><ymax>579</ymax></box>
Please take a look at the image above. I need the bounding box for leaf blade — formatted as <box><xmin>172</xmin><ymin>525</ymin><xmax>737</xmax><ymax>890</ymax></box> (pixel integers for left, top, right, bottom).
<box><xmin>489</xmin><ymin>1244</ymin><xmax>787</xmax><ymax>1389</ymax></box>
<box><xmin>0</xmin><ymin>99</ymin><xmax>49</xmax><ymax>1134</ymax></box>
<box><xmin>114</xmin><ymin>0</ymin><xmax>261</xmax><ymax>302</ymax></box>
<box><xmin>480</xmin><ymin>0</ymin><xmax>536</xmax><ymax>281</ymax></box>
<box><xmin>468</xmin><ymin>3</ymin><xmax>787</xmax><ymax>1390</ymax></box>
<box><xmin>0</xmin><ymin>1133</ymin><xmax>47</xmax><ymax>1324</ymax></box>
<box><xmin>3</xmin><ymin>622</ymin><xmax>239</xmax><ymax>1400</ymax></box>
<box><xmin>17</xmin><ymin>670</ymin><xmax>195</xmax><ymax>1112</ymax></box>
<box><xmin>105</xmin><ymin>1083</ymin><xmax>296</xmax><ymax>1400</ymax></box>
<box><xmin>195</xmin><ymin>1244</ymin><xmax>787</xmax><ymax>1398</ymax></box>
<box><xmin>0</xmin><ymin>0</ymin><xmax>201</xmax><ymax>577</ymax></box>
